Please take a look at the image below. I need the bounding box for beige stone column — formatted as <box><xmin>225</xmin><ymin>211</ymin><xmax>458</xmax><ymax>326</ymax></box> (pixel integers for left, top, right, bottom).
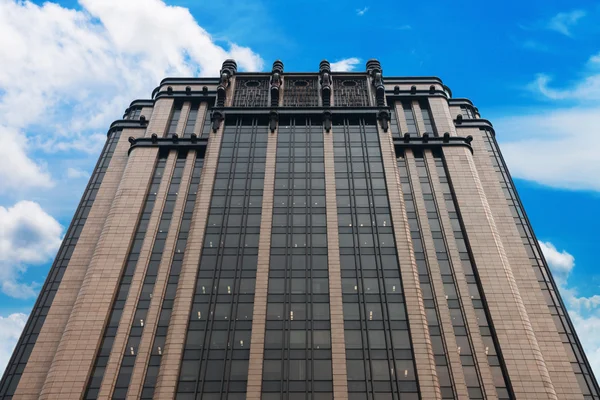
<box><xmin>14</xmin><ymin>130</ymin><xmax>131</xmax><ymax>399</ymax></box>
<box><xmin>423</xmin><ymin>150</ymin><xmax>497</xmax><ymax>398</ymax></box>
<box><xmin>442</xmin><ymin>145</ymin><xmax>557</xmax><ymax>399</ymax></box>
<box><xmin>394</xmin><ymin>102</ymin><xmax>409</xmax><ymax>134</ymax></box>
<box><xmin>323</xmin><ymin>126</ymin><xmax>348</xmax><ymax>399</ymax></box>
<box><xmin>140</xmin><ymin>107</ymin><xmax>154</xmax><ymax>121</ymax></box>
<box><xmin>175</xmin><ymin>102</ymin><xmax>191</xmax><ymax>136</ymax></box>
<box><xmin>153</xmin><ymin>121</ymin><xmax>224</xmax><ymax>398</ymax></box>
<box><xmin>146</xmin><ymin>98</ymin><xmax>174</xmax><ymax>138</ymax></box>
<box><xmin>96</xmin><ymin>151</ymin><xmax>177</xmax><ymax>398</ymax></box>
<box><xmin>125</xmin><ymin>151</ymin><xmax>196</xmax><ymax>399</ymax></box>
<box><xmin>404</xmin><ymin>151</ymin><xmax>470</xmax><ymax>399</ymax></box>
<box><xmin>193</xmin><ymin>103</ymin><xmax>208</xmax><ymax>137</ymax></box>
<box><xmin>428</xmin><ymin>98</ymin><xmax>457</xmax><ymax>137</ymax></box>
<box><xmin>465</xmin><ymin>127</ymin><xmax>582</xmax><ymax>399</ymax></box>
<box><xmin>412</xmin><ymin>100</ymin><xmax>427</xmax><ymax>135</ymax></box>
<box><xmin>40</xmin><ymin>146</ymin><xmax>162</xmax><ymax>399</ymax></box>
<box><xmin>377</xmin><ymin>124</ymin><xmax>441</xmax><ymax>399</ymax></box>
<box><xmin>245</xmin><ymin>126</ymin><xmax>277</xmax><ymax>400</ymax></box>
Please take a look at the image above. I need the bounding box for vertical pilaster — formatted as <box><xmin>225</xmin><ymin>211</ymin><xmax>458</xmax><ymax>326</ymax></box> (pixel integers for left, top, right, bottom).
<box><xmin>40</xmin><ymin>147</ymin><xmax>161</xmax><ymax>399</ymax></box>
<box><xmin>97</xmin><ymin>152</ymin><xmax>178</xmax><ymax>398</ymax></box>
<box><xmin>323</xmin><ymin>126</ymin><xmax>348</xmax><ymax>399</ymax></box>
<box><xmin>405</xmin><ymin>151</ymin><xmax>470</xmax><ymax>399</ymax></box>
<box><xmin>245</xmin><ymin>126</ymin><xmax>277</xmax><ymax>400</ymax></box>
<box><xmin>377</xmin><ymin>125</ymin><xmax>441</xmax><ymax>399</ymax></box>
<box><xmin>14</xmin><ymin>131</ymin><xmax>130</xmax><ymax>399</ymax></box>
<box><xmin>193</xmin><ymin>103</ymin><xmax>208</xmax><ymax>137</ymax></box>
<box><xmin>146</xmin><ymin>98</ymin><xmax>174</xmax><ymax>138</ymax></box>
<box><xmin>442</xmin><ymin>145</ymin><xmax>557</xmax><ymax>400</ymax></box>
<box><xmin>126</xmin><ymin>151</ymin><xmax>196</xmax><ymax>399</ymax></box>
<box><xmin>152</xmin><ymin>123</ymin><xmax>224</xmax><ymax>398</ymax></box>
<box><xmin>394</xmin><ymin>102</ymin><xmax>409</xmax><ymax>134</ymax></box>
<box><xmin>412</xmin><ymin>100</ymin><xmax>427</xmax><ymax>135</ymax></box>
<box><xmin>424</xmin><ymin>150</ymin><xmax>497</xmax><ymax>398</ymax></box>
<box><xmin>175</xmin><ymin>102</ymin><xmax>191</xmax><ymax>136</ymax></box>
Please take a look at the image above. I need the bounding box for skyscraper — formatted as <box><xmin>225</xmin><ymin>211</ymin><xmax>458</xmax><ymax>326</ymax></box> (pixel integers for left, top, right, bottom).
<box><xmin>1</xmin><ymin>59</ymin><xmax>598</xmax><ymax>400</ymax></box>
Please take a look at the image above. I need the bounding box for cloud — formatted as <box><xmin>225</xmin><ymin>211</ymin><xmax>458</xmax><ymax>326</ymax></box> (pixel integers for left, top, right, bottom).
<box><xmin>0</xmin><ymin>313</ymin><xmax>27</xmax><ymax>376</ymax></box>
<box><xmin>547</xmin><ymin>10</ymin><xmax>586</xmax><ymax>37</ymax></box>
<box><xmin>539</xmin><ymin>241</ymin><xmax>575</xmax><ymax>282</ymax></box>
<box><xmin>356</xmin><ymin>7</ymin><xmax>368</xmax><ymax>16</ymax></box>
<box><xmin>539</xmin><ymin>241</ymin><xmax>600</xmax><ymax>377</ymax></box>
<box><xmin>330</xmin><ymin>57</ymin><xmax>361</xmax><ymax>72</ymax></box>
<box><xmin>0</xmin><ymin>127</ymin><xmax>54</xmax><ymax>192</ymax></box>
<box><xmin>0</xmin><ymin>201</ymin><xmax>63</xmax><ymax>299</ymax></box>
<box><xmin>0</xmin><ymin>0</ymin><xmax>264</xmax><ymax>192</ymax></box>
<box><xmin>66</xmin><ymin>167</ymin><xmax>90</xmax><ymax>179</ymax></box>
<box><xmin>494</xmin><ymin>51</ymin><xmax>600</xmax><ymax>191</ymax></box>
<box><xmin>495</xmin><ymin>106</ymin><xmax>600</xmax><ymax>191</ymax></box>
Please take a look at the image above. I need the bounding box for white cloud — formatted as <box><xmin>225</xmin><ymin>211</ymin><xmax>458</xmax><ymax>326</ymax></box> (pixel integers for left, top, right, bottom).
<box><xmin>547</xmin><ymin>10</ymin><xmax>586</xmax><ymax>36</ymax></box>
<box><xmin>0</xmin><ymin>313</ymin><xmax>27</xmax><ymax>376</ymax></box>
<box><xmin>539</xmin><ymin>241</ymin><xmax>575</xmax><ymax>282</ymax></box>
<box><xmin>330</xmin><ymin>57</ymin><xmax>361</xmax><ymax>72</ymax></box>
<box><xmin>0</xmin><ymin>0</ymin><xmax>264</xmax><ymax>192</ymax></box>
<box><xmin>0</xmin><ymin>127</ymin><xmax>54</xmax><ymax>192</ymax></box>
<box><xmin>66</xmin><ymin>167</ymin><xmax>90</xmax><ymax>179</ymax></box>
<box><xmin>494</xmin><ymin>50</ymin><xmax>600</xmax><ymax>191</ymax></box>
<box><xmin>0</xmin><ymin>201</ymin><xmax>63</xmax><ymax>299</ymax></box>
<box><xmin>495</xmin><ymin>106</ymin><xmax>600</xmax><ymax>191</ymax></box>
<box><xmin>356</xmin><ymin>7</ymin><xmax>368</xmax><ymax>16</ymax></box>
<box><xmin>539</xmin><ymin>241</ymin><xmax>600</xmax><ymax>377</ymax></box>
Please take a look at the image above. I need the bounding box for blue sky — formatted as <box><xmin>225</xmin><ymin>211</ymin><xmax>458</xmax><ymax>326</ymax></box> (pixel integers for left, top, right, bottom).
<box><xmin>0</xmin><ymin>0</ymin><xmax>599</xmax><ymax>380</ymax></box>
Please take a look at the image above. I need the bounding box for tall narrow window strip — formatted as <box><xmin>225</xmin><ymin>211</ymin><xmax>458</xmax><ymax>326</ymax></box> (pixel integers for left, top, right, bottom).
<box><xmin>141</xmin><ymin>155</ymin><xmax>204</xmax><ymax>399</ymax></box>
<box><xmin>334</xmin><ymin>115</ymin><xmax>420</xmax><ymax>399</ymax></box>
<box><xmin>175</xmin><ymin>115</ymin><xmax>267</xmax><ymax>399</ymax></box>
<box><xmin>262</xmin><ymin>115</ymin><xmax>332</xmax><ymax>398</ymax></box>
<box><xmin>112</xmin><ymin>152</ymin><xmax>188</xmax><ymax>399</ymax></box>
<box><xmin>397</xmin><ymin>153</ymin><xmax>456</xmax><ymax>400</ymax></box>
<box><xmin>413</xmin><ymin>151</ymin><xmax>485</xmax><ymax>399</ymax></box>
<box><xmin>167</xmin><ymin>103</ymin><xmax>183</xmax><ymax>136</ymax></box>
<box><xmin>84</xmin><ymin>153</ymin><xmax>168</xmax><ymax>400</ymax></box>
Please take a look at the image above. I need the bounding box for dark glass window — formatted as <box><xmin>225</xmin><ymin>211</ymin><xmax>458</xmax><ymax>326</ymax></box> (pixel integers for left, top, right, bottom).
<box><xmin>85</xmin><ymin>152</ymin><xmax>168</xmax><ymax>399</ymax></box>
<box><xmin>262</xmin><ymin>115</ymin><xmax>332</xmax><ymax>398</ymax></box>
<box><xmin>334</xmin><ymin>115</ymin><xmax>418</xmax><ymax>398</ymax></box>
<box><xmin>176</xmin><ymin>115</ymin><xmax>266</xmax><ymax>399</ymax></box>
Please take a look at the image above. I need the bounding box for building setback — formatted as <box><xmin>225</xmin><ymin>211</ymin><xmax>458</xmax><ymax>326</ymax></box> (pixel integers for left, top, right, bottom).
<box><xmin>1</xmin><ymin>59</ymin><xmax>598</xmax><ymax>400</ymax></box>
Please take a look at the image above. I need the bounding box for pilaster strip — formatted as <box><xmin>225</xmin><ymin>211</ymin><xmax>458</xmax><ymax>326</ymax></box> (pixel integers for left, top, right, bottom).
<box><xmin>145</xmin><ymin>98</ymin><xmax>174</xmax><ymax>138</ymax></box>
<box><xmin>15</xmin><ymin>131</ymin><xmax>130</xmax><ymax>399</ymax></box>
<box><xmin>153</xmin><ymin>121</ymin><xmax>224</xmax><ymax>398</ymax></box>
<box><xmin>405</xmin><ymin>151</ymin><xmax>470</xmax><ymax>399</ymax></box>
<box><xmin>126</xmin><ymin>151</ymin><xmax>196</xmax><ymax>398</ymax></box>
<box><xmin>412</xmin><ymin>100</ymin><xmax>427</xmax><ymax>135</ymax></box>
<box><xmin>175</xmin><ymin>102</ymin><xmax>192</xmax><ymax>136</ymax></box>
<box><xmin>193</xmin><ymin>103</ymin><xmax>208</xmax><ymax>137</ymax></box>
<box><xmin>245</xmin><ymin>126</ymin><xmax>277</xmax><ymax>400</ymax></box>
<box><xmin>40</xmin><ymin>147</ymin><xmax>161</xmax><ymax>399</ymax></box>
<box><xmin>442</xmin><ymin>146</ymin><xmax>557</xmax><ymax>399</ymax></box>
<box><xmin>323</xmin><ymin>126</ymin><xmax>348</xmax><ymax>399</ymax></box>
<box><xmin>98</xmin><ymin>152</ymin><xmax>178</xmax><ymax>397</ymax></box>
<box><xmin>424</xmin><ymin>151</ymin><xmax>497</xmax><ymax>398</ymax></box>
<box><xmin>394</xmin><ymin>101</ymin><xmax>409</xmax><ymax>134</ymax></box>
<box><xmin>377</xmin><ymin>124</ymin><xmax>441</xmax><ymax>399</ymax></box>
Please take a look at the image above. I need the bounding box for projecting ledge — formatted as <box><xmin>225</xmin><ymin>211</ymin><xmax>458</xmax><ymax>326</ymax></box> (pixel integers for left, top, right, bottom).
<box><xmin>127</xmin><ymin>135</ymin><xmax>208</xmax><ymax>155</ymax></box>
<box><xmin>393</xmin><ymin>133</ymin><xmax>474</xmax><ymax>154</ymax></box>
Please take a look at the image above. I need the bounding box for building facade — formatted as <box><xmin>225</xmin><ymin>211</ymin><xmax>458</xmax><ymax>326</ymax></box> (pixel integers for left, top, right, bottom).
<box><xmin>1</xmin><ymin>59</ymin><xmax>598</xmax><ymax>400</ymax></box>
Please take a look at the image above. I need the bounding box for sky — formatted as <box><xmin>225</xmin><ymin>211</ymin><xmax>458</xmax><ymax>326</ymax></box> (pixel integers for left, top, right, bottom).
<box><xmin>0</xmin><ymin>0</ymin><xmax>599</xmax><ymax>382</ymax></box>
